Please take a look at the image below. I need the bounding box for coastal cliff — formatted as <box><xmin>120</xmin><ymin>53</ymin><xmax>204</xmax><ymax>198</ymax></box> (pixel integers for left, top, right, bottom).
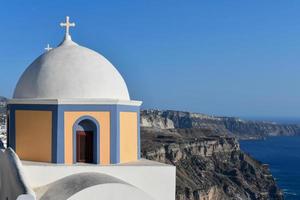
<box><xmin>141</xmin><ymin>109</ymin><xmax>288</xmax><ymax>200</ymax></box>
<box><xmin>141</xmin><ymin>127</ymin><xmax>283</xmax><ymax>200</ymax></box>
<box><xmin>141</xmin><ymin>109</ymin><xmax>300</xmax><ymax>139</ymax></box>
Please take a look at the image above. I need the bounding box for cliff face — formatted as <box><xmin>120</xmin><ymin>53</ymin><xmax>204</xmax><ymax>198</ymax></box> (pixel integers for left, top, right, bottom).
<box><xmin>141</xmin><ymin>127</ymin><xmax>283</xmax><ymax>200</ymax></box>
<box><xmin>141</xmin><ymin>109</ymin><xmax>287</xmax><ymax>200</ymax></box>
<box><xmin>141</xmin><ymin>109</ymin><xmax>300</xmax><ymax>139</ymax></box>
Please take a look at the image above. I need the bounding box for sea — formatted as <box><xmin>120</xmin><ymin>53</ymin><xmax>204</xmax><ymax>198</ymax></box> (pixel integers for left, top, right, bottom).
<box><xmin>240</xmin><ymin>136</ymin><xmax>300</xmax><ymax>200</ymax></box>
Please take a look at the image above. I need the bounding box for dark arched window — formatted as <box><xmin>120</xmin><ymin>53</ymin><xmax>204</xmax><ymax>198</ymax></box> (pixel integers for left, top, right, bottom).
<box><xmin>75</xmin><ymin>119</ymin><xmax>97</xmax><ymax>163</ymax></box>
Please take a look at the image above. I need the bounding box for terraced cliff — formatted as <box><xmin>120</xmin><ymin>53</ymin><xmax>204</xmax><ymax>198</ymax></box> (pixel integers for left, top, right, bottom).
<box><xmin>140</xmin><ymin>109</ymin><xmax>291</xmax><ymax>199</ymax></box>
<box><xmin>141</xmin><ymin>109</ymin><xmax>300</xmax><ymax>139</ymax></box>
<box><xmin>141</xmin><ymin>127</ymin><xmax>283</xmax><ymax>200</ymax></box>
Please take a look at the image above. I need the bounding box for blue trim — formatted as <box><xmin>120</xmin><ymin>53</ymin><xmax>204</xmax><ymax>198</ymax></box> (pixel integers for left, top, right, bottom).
<box><xmin>7</xmin><ymin>104</ymin><xmax>16</xmax><ymax>150</ymax></box>
<box><xmin>7</xmin><ymin>104</ymin><xmax>58</xmax><ymax>163</ymax></box>
<box><xmin>8</xmin><ymin>103</ymin><xmax>141</xmax><ymax>164</ymax></box>
<box><xmin>72</xmin><ymin>116</ymin><xmax>100</xmax><ymax>164</ymax></box>
<box><xmin>51</xmin><ymin>107</ymin><xmax>58</xmax><ymax>163</ymax></box>
<box><xmin>116</xmin><ymin>106</ymin><xmax>141</xmax><ymax>160</ymax></box>
<box><xmin>57</xmin><ymin>104</ymin><xmax>120</xmax><ymax>164</ymax></box>
<box><xmin>6</xmin><ymin>107</ymin><xmax>9</xmax><ymax>148</ymax></box>
<box><xmin>58</xmin><ymin>104</ymin><xmax>138</xmax><ymax>164</ymax></box>
<box><xmin>56</xmin><ymin>106</ymin><xmax>65</xmax><ymax>163</ymax></box>
<box><xmin>115</xmin><ymin>106</ymin><xmax>121</xmax><ymax>163</ymax></box>
<box><xmin>58</xmin><ymin>105</ymin><xmax>117</xmax><ymax>111</ymax></box>
<box><xmin>109</xmin><ymin>106</ymin><xmax>118</xmax><ymax>163</ymax></box>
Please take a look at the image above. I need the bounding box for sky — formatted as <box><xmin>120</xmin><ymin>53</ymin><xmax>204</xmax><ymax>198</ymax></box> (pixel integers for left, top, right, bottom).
<box><xmin>0</xmin><ymin>1</ymin><xmax>300</xmax><ymax>118</ymax></box>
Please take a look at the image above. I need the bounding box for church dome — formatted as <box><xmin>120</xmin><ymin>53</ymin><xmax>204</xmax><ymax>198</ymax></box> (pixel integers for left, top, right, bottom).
<box><xmin>13</xmin><ymin>37</ymin><xmax>130</xmax><ymax>100</ymax></box>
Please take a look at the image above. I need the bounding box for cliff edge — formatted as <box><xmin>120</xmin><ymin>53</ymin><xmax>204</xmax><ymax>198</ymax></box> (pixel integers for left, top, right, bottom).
<box><xmin>141</xmin><ymin>127</ymin><xmax>283</xmax><ymax>200</ymax></box>
<box><xmin>141</xmin><ymin>109</ymin><xmax>285</xmax><ymax>200</ymax></box>
<box><xmin>141</xmin><ymin>109</ymin><xmax>300</xmax><ymax>139</ymax></box>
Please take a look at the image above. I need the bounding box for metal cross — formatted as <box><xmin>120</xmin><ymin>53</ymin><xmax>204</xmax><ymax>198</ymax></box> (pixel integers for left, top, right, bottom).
<box><xmin>45</xmin><ymin>44</ymin><xmax>52</xmax><ymax>51</ymax></box>
<box><xmin>60</xmin><ymin>16</ymin><xmax>75</xmax><ymax>36</ymax></box>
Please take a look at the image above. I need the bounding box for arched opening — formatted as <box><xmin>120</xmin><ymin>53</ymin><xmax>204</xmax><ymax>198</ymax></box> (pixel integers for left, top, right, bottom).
<box><xmin>74</xmin><ymin>119</ymin><xmax>98</xmax><ymax>163</ymax></box>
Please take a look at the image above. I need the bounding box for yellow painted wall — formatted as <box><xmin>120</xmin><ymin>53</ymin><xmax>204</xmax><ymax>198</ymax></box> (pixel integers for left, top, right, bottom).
<box><xmin>64</xmin><ymin>112</ymin><xmax>110</xmax><ymax>165</ymax></box>
<box><xmin>120</xmin><ymin>112</ymin><xmax>138</xmax><ymax>163</ymax></box>
<box><xmin>15</xmin><ymin>110</ymin><xmax>52</xmax><ymax>162</ymax></box>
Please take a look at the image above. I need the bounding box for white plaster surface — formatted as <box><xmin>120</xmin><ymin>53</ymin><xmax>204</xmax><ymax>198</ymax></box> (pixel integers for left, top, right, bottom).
<box><xmin>17</xmin><ymin>194</ymin><xmax>36</xmax><ymax>200</ymax></box>
<box><xmin>0</xmin><ymin>148</ymin><xmax>36</xmax><ymax>200</ymax></box>
<box><xmin>23</xmin><ymin>159</ymin><xmax>176</xmax><ymax>200</ymax></box>
<box><xmin>68</xmin><ymin>183</ymin><xmax>154</xmax><ymax>200</ymax></box>
<box><xmin>13</xmin><ymin>37</ymin><xmax>130</xmax><ymax>100</ymax></box>
<box><xmin>8</xmin><ymin>98</ymin><xmax>142</xmax><ymax>106</ymax></box>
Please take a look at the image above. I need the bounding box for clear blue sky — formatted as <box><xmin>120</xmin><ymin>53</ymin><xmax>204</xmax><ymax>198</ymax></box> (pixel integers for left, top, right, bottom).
<box><xmin>0</xmin><ymin>1</ymin><xmax>300</xmax><ymax>118</ymax></box>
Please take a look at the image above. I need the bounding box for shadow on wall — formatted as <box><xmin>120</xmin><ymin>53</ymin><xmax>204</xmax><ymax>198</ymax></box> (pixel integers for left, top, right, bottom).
<box><xmin>35</xmin><ymin>172</ymin><xmax>154</xmax><ymax>200</ymax></box>
<box><xmin>0</xmin><ymin>148</ymin><xmax>35</xmax><ymax>200</ymax></box>
<box><xmin>0</xmin><ymin>140</ymin><xmax>4</xmax><ymax>149</ymax></box>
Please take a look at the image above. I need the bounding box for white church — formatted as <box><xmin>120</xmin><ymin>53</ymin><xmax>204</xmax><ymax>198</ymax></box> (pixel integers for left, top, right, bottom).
<box><xmin>0</xmin><ymin>16</ymin><xmax>175</xmax><ymax>200</ymax></box>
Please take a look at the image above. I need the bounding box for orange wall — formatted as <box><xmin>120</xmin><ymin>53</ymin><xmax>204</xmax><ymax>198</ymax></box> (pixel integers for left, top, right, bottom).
<box><xmin>15</xmin><ymin>110</ymin><xmax>52</xmax><ymax>162</ymax></box>
<box><xmin>64</xmin><ymin>112</ymin><xmax>110</xmax><ymax>165</ymax></box>
<box><xmin>120</xmin><ymin>112</ymin><xmax>138</xmax><ymax>163</ymax></box>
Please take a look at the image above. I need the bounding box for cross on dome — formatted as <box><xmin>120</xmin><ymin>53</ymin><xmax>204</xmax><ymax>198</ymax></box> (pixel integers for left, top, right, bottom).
<box><xmin>45</xmin><ymin>44</ymin><xmax>52</xmax><ymax>51</ymax></box>
<box><xmin>60</xmin><ymin>16</ymin><xmax>75</xmax><ymax>37</ymax></box>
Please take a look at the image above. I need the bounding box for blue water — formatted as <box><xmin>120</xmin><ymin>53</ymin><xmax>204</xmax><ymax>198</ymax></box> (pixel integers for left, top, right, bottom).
<box><xmin>240</xmin><ymin>136</ymin><xmax>300</xmax><ymax>200</ymax></box>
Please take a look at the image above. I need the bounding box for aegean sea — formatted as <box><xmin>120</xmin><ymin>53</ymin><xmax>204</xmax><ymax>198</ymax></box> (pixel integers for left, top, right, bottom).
<box><xmin>240</xmin><ymin>136</ymin><xmax>300</xmax><ymax>200</ymax></box>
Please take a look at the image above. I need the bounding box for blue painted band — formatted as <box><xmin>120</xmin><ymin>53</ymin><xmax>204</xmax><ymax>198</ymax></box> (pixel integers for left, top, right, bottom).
<box><xmin>7</xmin><ymin>104</ymin><xmax>16</xmax><ymax>150</ymax></box>
<box><xmin>58</xmin><ymin>104</ymin><xmax>139</xmax><ymax>164</ymax></box>
<box><xmin>58</xmin><ymin>104</ymin><xmax>123</xmax><ymax>164</ymax></box>
<box><xmin>7</xmin><ymin>104</ymin><xmax>59</xmax><ymax>163</ymax></box>
<box><xmin>8</xmin><ymin>103</ymin><xmax>140</xmax><ymax>164</ymax></box>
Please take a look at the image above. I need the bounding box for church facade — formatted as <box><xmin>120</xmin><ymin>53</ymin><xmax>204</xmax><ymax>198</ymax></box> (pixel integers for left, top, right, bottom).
<box><xmin>7</xmin><ymin>16</ymin><xmax>142</xmax><ymax>165</ymax></box>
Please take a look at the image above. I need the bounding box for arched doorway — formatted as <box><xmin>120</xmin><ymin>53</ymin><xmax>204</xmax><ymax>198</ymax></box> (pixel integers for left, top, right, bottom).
<box><xmin>73</xmin><ymin>118</ymin><xmax>99</xmax><ymax>164</ymax></box>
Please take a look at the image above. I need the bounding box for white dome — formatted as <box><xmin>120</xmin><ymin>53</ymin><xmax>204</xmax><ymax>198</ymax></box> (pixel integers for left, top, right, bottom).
<box><xmin>13</xmin><ymin>37</ymin><xmax>130</xmax><ymax>100</ymax></box>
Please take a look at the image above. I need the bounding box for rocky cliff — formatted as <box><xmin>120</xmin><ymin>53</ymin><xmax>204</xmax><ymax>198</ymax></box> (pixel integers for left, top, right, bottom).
<box><xmin>141</xmin><ymin>109</ymin><xmax>300</xmax><ymax>139</ymax></box>
<box><xmin>141</xmin><ymin>127</ymin><xmax>283</xmax><ymax>200</ymax></box>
